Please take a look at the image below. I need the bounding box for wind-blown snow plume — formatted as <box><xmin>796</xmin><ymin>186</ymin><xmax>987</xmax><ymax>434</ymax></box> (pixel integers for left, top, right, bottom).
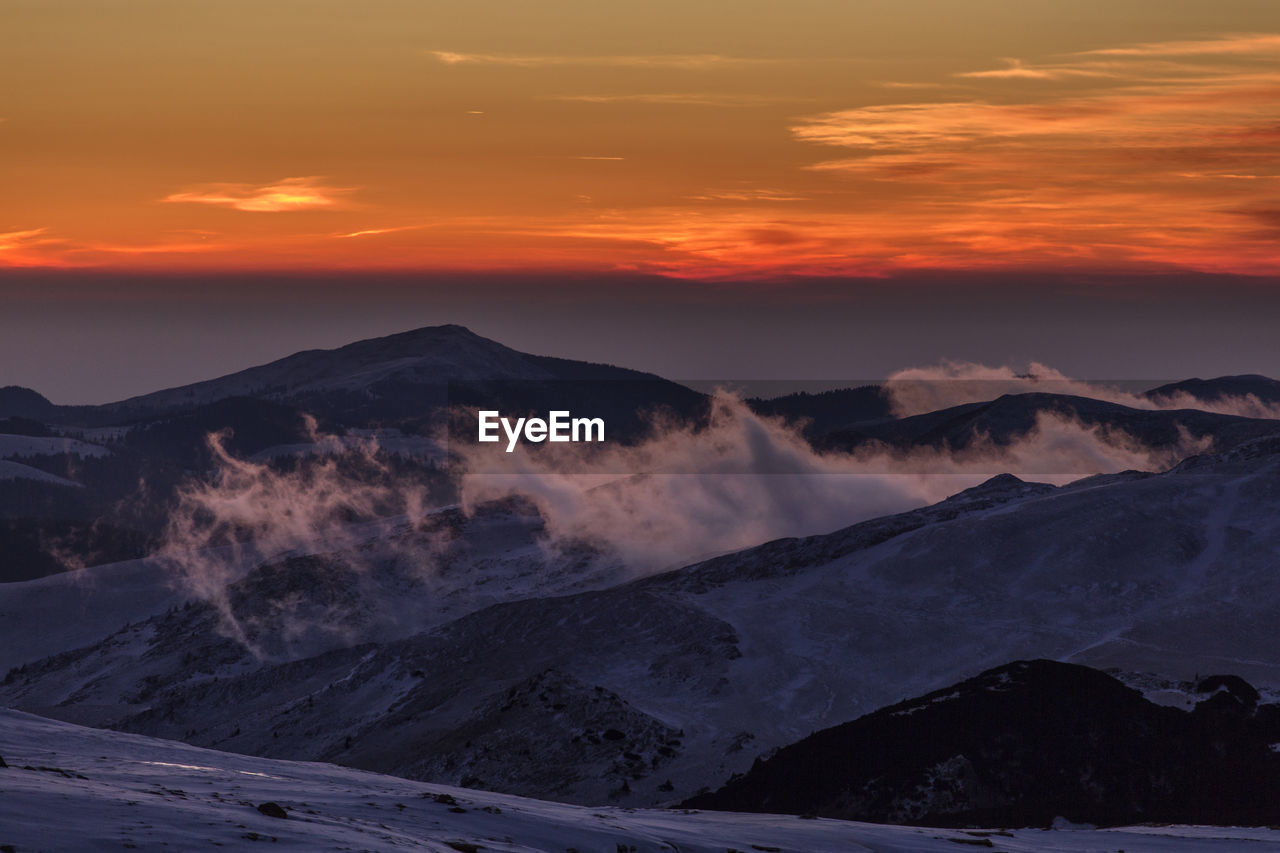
<box><xmin>156</xmin><ymin>420</ymin><xmax>437</xmax><ymax>656</ymax></box>
<box><xmin>885</xmin><ymin>360</ymin><xmax>1280</xmax><ymax>419</ymax></box>
<box><xmin>458</xmin><ymin>393</ymin><xmax>1205</xmax><ymax>572</ymax></box>
<box><xmin>156</xmin><ymin>383</ymin><xmax>1218</xmax><ymax>648</ymax></box>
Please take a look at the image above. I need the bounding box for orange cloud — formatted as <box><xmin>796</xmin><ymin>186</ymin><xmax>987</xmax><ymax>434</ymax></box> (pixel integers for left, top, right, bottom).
<box><xmin>0</xmin><ymin>227</ymin><xmax>243</xmax><ymax>268</ymax></box>
<box><xmin>428</xmin><ymin>51</ymin><xmax>753</xmax><ymax>69</ymax></box>
<box><xmin>0</xmin><ymin>228</ymin><xmax>49</xmax><ymax>251</ymax></box>
<box><xmin>10</xmin><ymin>29</ymin><xmax>1280</xmax><ymax>279</ymax></box>
<box><xmin>957</xmin><ymin>58</ymin><xmax>1116</xmax><ymax>80</ymax></box>
<box><xmin>781</xmin><ymin>34</ymin><xmax>1280</xmax><ymax>277</ymax></box>
<box><xmin>547</xmin><ymin>93</ymin><xmax>801</xmax><ymax>106</ymax></box>
<box><xmin>162</xmin><ymin>177</ymin><xmax>354</xmax><ymax>212</ymax></box>
<box><xmin>688</xmin><ymin>189</ymin><xmax>809</xmax><ymax>202</ymax></box>
<box><xmin>1079</xmin><ymin>33</ymin><xmax>1280</xmax><ymax>57</ymax></box>
<box><xmin>334</xmin><ymin>225</ymin><xmax>428</xmax><ymax>239</ymax></box>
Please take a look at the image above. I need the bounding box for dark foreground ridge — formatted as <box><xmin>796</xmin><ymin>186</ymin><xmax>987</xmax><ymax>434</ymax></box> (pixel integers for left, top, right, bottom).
<box><xmin>685</xmin><ymin>659</ymin><xmax>1280</xmax><ymax>828</ymax></box>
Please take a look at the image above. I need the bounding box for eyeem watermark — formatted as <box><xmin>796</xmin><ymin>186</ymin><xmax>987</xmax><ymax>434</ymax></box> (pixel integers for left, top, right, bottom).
<box><xmin>478</xmin><ymin>410</ymin><xmax>605</xmax><ymax>452</ymax></box>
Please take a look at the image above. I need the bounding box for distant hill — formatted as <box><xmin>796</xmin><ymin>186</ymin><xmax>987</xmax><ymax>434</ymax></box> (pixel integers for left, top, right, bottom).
<box><xmin>1147</xmin><ymin>374</ymin><xmax>1280</xmax><ymax>406</ymax></box>
<box><xmin>686</xmin><ymin>659</ymin><xmax>1280</xmax><ymax>827</ymax></box>
<box><xmin>747</xmin><ymin>385</ymin><xmax>892</xmax><ymax>438</ymax></box>
<box><xmin>0</xmin><ymin>386</ymin><xmax>55</xmax><ymax>420</ymax></box>
<box><xmin>818</xmin><ymin>391</ymin><xmax>1280</xmax><ymax>456</ymax></box>
<box><xmin>29</xmin><ymin>324</ymin><xmax>708</xmax><ymax>436</ymax></box>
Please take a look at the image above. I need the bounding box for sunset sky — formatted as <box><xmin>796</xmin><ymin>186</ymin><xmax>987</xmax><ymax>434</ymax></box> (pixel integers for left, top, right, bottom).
<box><xmin>2</xmin><ymin>1</ymin><xmax>1279</xmax><ymax>400</ymax></box>
<box><xmin>4</xmin><ymin>0</ymin><xmax>1279</xmax><ymax>276</ymax></box>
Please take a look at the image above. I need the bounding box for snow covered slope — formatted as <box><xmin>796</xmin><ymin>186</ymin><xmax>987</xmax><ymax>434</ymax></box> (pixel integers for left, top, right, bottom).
<box><xmin>0</xmin><ymin>498</ymin><xmax>615</xmax><ymax>675</ymax></box>
<box><xmin>0</xmin><ymin>460</ymin><xmax>79</xmax><ymax>487</ymax></box>
<box><xmin>8</xmin><ymin>437</ymin><xmax>1280</xmax><ymax>808</ymax></box>
<box><xmin>0</xmin><ymin>434</ymin><xmax>109</xmax><ymax>459</ymax></box>
<box><xmin>0</xmin><ymin>556</ymin><xmax>188</xmax><ymax>674</ymax></box>
<box><xmin>2</xmin><ymin>708</ymin><xmax>1277</xmax><ymax>853</ymax></box>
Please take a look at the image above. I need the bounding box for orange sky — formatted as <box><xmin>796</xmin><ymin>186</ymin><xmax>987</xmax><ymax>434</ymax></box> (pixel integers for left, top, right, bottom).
<box><xmin>3</xmin><ymin>0</ymin><xmax>1279</xmax><ymax>278</ymax></box>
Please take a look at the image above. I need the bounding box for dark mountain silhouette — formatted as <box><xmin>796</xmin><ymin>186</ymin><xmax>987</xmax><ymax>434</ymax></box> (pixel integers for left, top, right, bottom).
<box><xmin>35</xmin><ymin>324</ymin><xmax>708</xmax><ymax>434</ymax></box>
<box><xmin>747</xmin><ymin>385</ymin><xmax>893</xmax><ymax>438</ymax></box>
<box><xmin>0</xmin><ymin>386</ymin><xmax>55</xmax><ymax>420</ymax></box>
<box><xmin>685</xmin><ymin>660</ymin><xmax>1280</xmax><ymax>828</ymax></box>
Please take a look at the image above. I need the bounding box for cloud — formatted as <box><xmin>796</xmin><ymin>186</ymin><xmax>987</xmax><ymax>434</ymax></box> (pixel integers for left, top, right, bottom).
<box><xmin>0</xmin><ymin>228</ymin><xmax>52</xmax><ymax>253</ymax></box>
<box><xmin>333</xmin><ymin>224</ymin><xmax>429</xmax><ymax>239</ymax></box>
<box><xmin>547</xmin><ymin>92</ymin><xmax>797</xmax><ymax>106</ymax></box>
<box><xmin>156</xmin><ymin>373</ymin><xmax>1253</xmax><ymax>649</ymax></box>
<box><xmin>157</xmin><ymin>422</ymin><xmax>437</xmax><ymax>658</ymax></box>
<box><xmin>429</xmin><ymin>50</ymin><xmax>754</xmax><ymax>69</ymax></box>
<box><xmin>877</xmin><ymin>81</ymin><xmax>952</xmax><ymax>89</ymax></box>
<box><xmin>162</xmin><ymin>177</ymin><xmax>355</xmax><ymax>212</ymax></box>
<box><xmin>1078</xmin><ymin>33</ymin><xmax>1280</xmax><ymax>57</ymax></box>
<box><xmin>956</xmin><ymin>58</ymin><xmax>1117</xmax><ymax>81</ymax></box>
<box><xmin>792</xmin><ymin>85</ymin><xmax>1280</xmax><ymax>151</ymax></box>
<box><xmin>0</xmin><ymin>227</ymin><xmax>249</xmax><ymax>267</ymax></box>
<box><xmin>688</xmin><ymin>189</ymin><xmax>809</xmax><ymax>202</ymax></box>
<box><xmin>806</xmin><ymin>152</ymin><xmax>967</xmax><ymax>179</ymax></box>
<box><xmin>784</xmin><ymin>33</ymin><xmax>1280</xmax><ymax>275</ymax></box>
<box><xmin>457</xmin><ymin>393</ymin><xmax>1209</xmax><ymax>573</ymax></box>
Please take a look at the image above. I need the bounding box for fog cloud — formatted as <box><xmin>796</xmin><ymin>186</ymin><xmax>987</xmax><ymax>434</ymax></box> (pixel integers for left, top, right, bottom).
<box><xmin>458</xmin><ymin>393</ymin><xmax>1206</xmax><ymax>573</ymax></box>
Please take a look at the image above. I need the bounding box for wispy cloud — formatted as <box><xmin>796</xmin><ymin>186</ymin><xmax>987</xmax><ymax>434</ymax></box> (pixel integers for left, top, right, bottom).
<box><xmin>956</xmin><ymin>58</ymin><xmax>1117</xmax><ymax>81</ymax></box>
<box><xmin>0</xmin><ymin>228</ymin><xmax>49</xmax><ymax>251</ymax></box>
<box><xmin>688</xmin><ymin>188</ymin><xmax>809</xmax><ymax>202</ymax></box>
<box><xmin>781</xmin><ymin>33</ymin><xmax>1280</xmax><ymax>275</ymax></box>
<box><xmin>162</xmin><ymin>177</ymin><xmax>355</xmax><ymax>212</ymax></box>
<box><xmin>0</xmin><ymin>228</ymin><xmax>242</xmax><ymax>267</ymax></box>
<box><xmin>0</xmin><ymin>228</ymin><xmax>62</xmax><ymax>266</ymax></box>
<box><xmin>333</xmin><ymin>224</ymin><xmax>430</xmax><ymax>239</ymax></box>
<box><xmin>428</xmin><ymin>50</ymin><xmax>756</xmax><ymax>69</ymax></box>
<box><xmin>546</xmin><ymin>92</ymin><xmax>800</xmax><ymax>106</ymax></box>
<box><xmin>1078</xmin><ymin>33</ymin><xmax>1280</xmax><ymax>57</ymax></box>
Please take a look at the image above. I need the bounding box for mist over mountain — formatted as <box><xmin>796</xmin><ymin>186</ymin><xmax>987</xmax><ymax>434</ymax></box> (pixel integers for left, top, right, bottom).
<box><xmin>0</xmin><ymin>325</ymin><xmax>710</xmax><ymax>581</ymax></box>
<box><xmin>4</xmin><ymin>324</ymin><xmax>1280</xmax><ymax>837</ymax></box>
<box><xmin>6</xmin><ymin>429</ymin><xmax>1280</xmax><ymax>812</ymax></box>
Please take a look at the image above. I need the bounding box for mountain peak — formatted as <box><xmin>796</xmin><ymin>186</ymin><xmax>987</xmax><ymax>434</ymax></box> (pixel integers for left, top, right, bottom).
<box><xmin>0</xmin><ymin>385</ymin><xmax>55</xmax><ymax>419</ymax></box>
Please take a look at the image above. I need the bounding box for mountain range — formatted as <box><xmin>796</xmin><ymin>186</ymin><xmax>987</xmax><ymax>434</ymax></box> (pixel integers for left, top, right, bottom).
<box><xmin>4</xmin><ymin>324</ymin><xmax>1280</xmax><ymax>838</ymax></box>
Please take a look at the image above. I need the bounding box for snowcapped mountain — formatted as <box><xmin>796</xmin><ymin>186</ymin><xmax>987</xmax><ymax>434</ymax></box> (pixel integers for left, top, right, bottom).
<box><xmin>6</xmin><ymin>326</ymin><xmax>1280</xmax><ymax>833</ymax></box>
<box><xmin>7</xmin><ymin>708</ymin><xmax>1276</xmax><ymax>852</ymax></box>
<box><xmin>0</xmin><ymin>325</ymin><xmax>709</xmax><ymax>580</ymax></box>
<box><xmin>6</xmin><ymin>435</ymin><xmax>1280</xmax><ymax>809</ymax></box>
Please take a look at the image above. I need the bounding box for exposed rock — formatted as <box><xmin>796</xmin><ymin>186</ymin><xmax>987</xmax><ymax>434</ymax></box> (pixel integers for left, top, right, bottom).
<box><xmin>256</xmin><ymin>801</ymin><xmax>288</xmax><ymax>819</ymax></box>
